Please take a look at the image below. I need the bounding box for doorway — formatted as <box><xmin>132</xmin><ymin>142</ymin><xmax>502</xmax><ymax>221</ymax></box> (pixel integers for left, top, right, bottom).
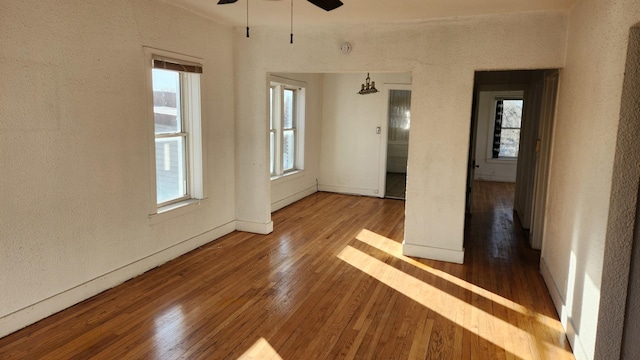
<box><xmin>384</xmin><ymin>87</ymin><xmax>411</xmax><ymax>199</ymax></box>
<box><xmin>465</xmin><ymin>70</ymin><xmax>559</xmax><ymax>249</ymax></box>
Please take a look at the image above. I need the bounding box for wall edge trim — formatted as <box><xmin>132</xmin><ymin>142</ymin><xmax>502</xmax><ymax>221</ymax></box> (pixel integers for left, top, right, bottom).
<box><xmin>0</xmin><ymin>221</ymin><xmax>236</xmax><ymax>338</ymax></box>
<box><xmin>236</xmin><ymin>220</ymin><xmax>274</xmax><ymax>234</ymax></box>
<box><xmin>271</xmin><ymin>185</ymin><xmax>317</xmax><ymax>213</ymax></box>
<box><xmin>540</xmin><ymin>257</ymin><xmax>590</xmax><ymax>360</ymax></box>
<box><xmin>402</xmin><ymin>241</ymin><xmax>464</xmax><ymax>264</ymax></box>
<box><xmin>318</xmin><ymin>185</ymin><xmax>382</xmax><ymax>198</ymax></box>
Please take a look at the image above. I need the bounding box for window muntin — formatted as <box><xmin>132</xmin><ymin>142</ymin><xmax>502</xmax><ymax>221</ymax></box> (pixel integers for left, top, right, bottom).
<box><xmin>270</xmin><ymin>80</ymin><xmax>304</xmax><ymax>177</ymax></box>
<box><xmin>269</xmin><ymin>86</ymin><xmax>276</xmax><ymax>175</ymax></box>
<box><xmin>282</xmin><ymin>88</ymin><xmax>296</xmax><ymax>172</ymax></box>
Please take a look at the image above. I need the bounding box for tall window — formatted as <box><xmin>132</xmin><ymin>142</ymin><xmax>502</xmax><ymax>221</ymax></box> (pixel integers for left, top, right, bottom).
<box><xmin>270</xmin><ymin>79</ymin><xmax>305</xmax><ymax>177</ymax></box>
<box><xmin>492</xmin><ymin>99</ymin><xmax>523</xmax><ymax>158</ymax></box>
<box><xmin>150</xmin><ymin>55</ymin><xmax>203</xmax><ymax>208</ymax></box>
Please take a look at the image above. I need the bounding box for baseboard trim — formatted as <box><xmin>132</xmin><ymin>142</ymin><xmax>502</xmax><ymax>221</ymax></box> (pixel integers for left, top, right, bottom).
<box><xmin>271</xmin><ymin>186</ymin><xmax>317</xmax><ymax>213</ymax></box>
<box><xmin>318</xmin><ymin>184</ymin><xmax>381</xmax><ymax>198</ymax></box>
<box><xmin>402</xmin><ymin>242</ymin><xmax>464</xmax><ymax>264</ymax></box>
<box><xmin>235</xmin><ymin>220</ymin><xmax>274</xmax><ymax>234</ymax></box>
<box><xmin>540</xmin><ymin>257</ymin><xmax>590</xmax><ymax>360</ymax></box>
<box><xmin>474</xmin><ymin>174</ymin><xmax>517</xmax><ymax>183</ymax></box>
<box><xmin>0</xmin><ymin>221</ymin><xmax>236</xmax><ymax>338</ymax></box>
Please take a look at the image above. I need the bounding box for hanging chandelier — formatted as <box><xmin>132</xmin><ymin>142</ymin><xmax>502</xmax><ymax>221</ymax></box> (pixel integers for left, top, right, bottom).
<box><xmin>358</xmin><ymin>73</ymin><xmax>378</xmax><ymax>95</ymax></box>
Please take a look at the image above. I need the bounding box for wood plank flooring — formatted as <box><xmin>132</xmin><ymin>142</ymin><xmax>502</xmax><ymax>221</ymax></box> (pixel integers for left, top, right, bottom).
<box><xmin>385</xmin><ymin>173</ymin><xmax>406</xmax><ymax>199</ymax></box>
<box><xmin>0</xmin><ymin>182</ymin><xmax>574</xmax><ymax>359</ymax></box>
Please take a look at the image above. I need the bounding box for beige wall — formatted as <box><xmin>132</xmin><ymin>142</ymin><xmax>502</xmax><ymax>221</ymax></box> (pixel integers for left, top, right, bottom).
<box><xmin>0</xmin><ymin>0</ymin><xmax>236</xmax><ymax>336</ymax></box>
<box><xmin>540</xmin><ymin>1</ymin><xmax>640</xmax><ymax>359</ymax></box>
<box><xmin>234</xmin><ymin>12</ymin><xmax>567</xmax><ymax>264</ymax></box>
<box><xmin>319</xmin><ymin>73</ymin><xmax>412</xmax><ymax>197</ymax></box>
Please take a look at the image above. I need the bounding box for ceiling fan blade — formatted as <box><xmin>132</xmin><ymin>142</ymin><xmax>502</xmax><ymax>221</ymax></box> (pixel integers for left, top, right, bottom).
<box><xmin>307</xmin><ymin>0</ymin><xmax>343</xmax><ymax>11</ymax></box>
<box><xmin>217</xmin><ymin>0</ymin><xmax>238</xmax><ymax>4</ymax></box>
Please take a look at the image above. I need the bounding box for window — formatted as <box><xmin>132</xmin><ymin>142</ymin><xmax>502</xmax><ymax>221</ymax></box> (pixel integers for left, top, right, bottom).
<box><xmin>269</xmin><ymin>78</ymin><xmax>305</xmax><ymax>177</ymax></box>
<box><xmin>492</xmin><ymin>99</ymin><xmax>523</xmax><ymax>158</ymax></box>
<box><xmin>148</xmin><ymin>51</ymin><xmax>204</xmax><ymax>212</ymax></box>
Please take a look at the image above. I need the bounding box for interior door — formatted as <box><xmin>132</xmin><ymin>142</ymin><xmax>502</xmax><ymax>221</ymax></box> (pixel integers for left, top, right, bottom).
<box><xmin>466</xmin><ymin>85</ymin><xmax>480</xmax><ymax>213</ymax></box>
<box><xmin>385</xmin><ymin>89</ymin><xmax>411</xmax><ymax>199</ymax></box>
<box><xmin>378</xmin><ymin>84</ymin><xmax>412</xmax><ymax>199</ymax></box>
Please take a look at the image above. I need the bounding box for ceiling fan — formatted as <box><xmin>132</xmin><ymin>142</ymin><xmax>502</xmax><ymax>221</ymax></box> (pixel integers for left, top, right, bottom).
<box><xmin>217</xmin><ymin>0</ymin><xmax>343</xmax><ymax>12</ymax></box>
<box><xmin>217</xmin><ymin>0</ymin><xmax>343</xmax><ymax>43</ymax></box>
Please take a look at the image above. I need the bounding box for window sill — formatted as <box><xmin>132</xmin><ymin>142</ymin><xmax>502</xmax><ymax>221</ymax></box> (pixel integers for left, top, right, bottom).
<box><xmin>148</xmin><ymin>198</ymin><xmax>206</xmax><ymax>225</ymax></box>
<box><xmin>271</xmin><ymin>170</ymin><xmax>304</xmax><ymax>184</ymax></box>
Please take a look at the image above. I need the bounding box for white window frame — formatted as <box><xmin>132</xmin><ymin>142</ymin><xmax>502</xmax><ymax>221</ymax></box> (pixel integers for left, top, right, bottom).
<box><xmin>269</xmin><ymin>76</ymin><xmax>305</xmax><ymax>179</ymax></box>
<box><xmin>485</xmin><ymin>92</ymin><xmax>524</xmax><ymax>163</ymax></box>
<box><xmin>145</xmin><ymin>47</ymin><xmax>207</xmax><ymax>221</ymax></box>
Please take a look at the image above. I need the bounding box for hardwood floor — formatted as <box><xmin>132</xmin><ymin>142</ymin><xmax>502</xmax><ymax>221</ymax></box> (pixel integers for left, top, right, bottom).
<box><xmin>385</xmin><ymin>172</ymin><xmax>407</xmax><ymax>199</ymax></box>
<box><xmin>0</xmin><ymin>182</ymin><xmax>573</xmax><ymax>359</ymax></box>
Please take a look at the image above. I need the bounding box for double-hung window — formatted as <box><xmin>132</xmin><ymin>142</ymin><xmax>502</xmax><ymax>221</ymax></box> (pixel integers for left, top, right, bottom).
<box><xmin>492</xmin><ymin>98</ymin><xmax>523</xmax><ymax>159</ymax></box>
<box><xmin>147</xmin><ymin>49</ymin><xmax>205</xmax><ymax>214</ymax></box>
<box><xmin>269</xmin><ymin>78</ymin><xmax>305</xmax><ymax>177</ymax></box>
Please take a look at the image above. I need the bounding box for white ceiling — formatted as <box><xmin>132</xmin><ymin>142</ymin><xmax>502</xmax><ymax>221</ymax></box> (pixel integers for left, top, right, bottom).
<box><xmin>169</xmin><ymin>0</ymin><xmax>577</xmax><ymax>27</ymax></box>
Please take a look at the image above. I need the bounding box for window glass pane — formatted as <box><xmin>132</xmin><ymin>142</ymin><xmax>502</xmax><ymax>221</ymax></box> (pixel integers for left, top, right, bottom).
<box><xmin>499</xmin><ymin>129</ymin><xmax>520</xmax><ymax>158</ymax></box>
<box><xmin>283</xmin><ymin>130</ymin><xmax>295</xmax><ymax>171</ymax></box>
<box><xmin>152</xmin><ymin>69</ymin><xmax>181</xmax><ymax>134</ymax></box>
<box><xmin>270</xmin><ymin>87</ymin><xmax>274</xmax><ymax>130</ymax></box>
<box><xmin>270</xmin><ymin>131</ymin><xmax>275</xmax><ymax>175</ymax></box>
<box><xmin>388</xmin><ymin>89</ymin><xmax>411</xmax><ymax>142</ymax></box>
<box><xmin>502</xmin><ymin>100</ymin><xmax>523</xmax><ymax>128</ymax></box>
<box><xmin>155</xmin><ymin>136</ymin><xmax>187</xmax><ymax>204</ymax></box>
<box><xmin>283</xmin><ymin>89</ymin><xmax>294</xmax><ymax>129</ymax></box>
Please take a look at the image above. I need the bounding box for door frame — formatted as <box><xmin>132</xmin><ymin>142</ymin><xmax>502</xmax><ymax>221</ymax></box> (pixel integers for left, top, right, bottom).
<box><xmin>377</xmin><ymin>83</ymin><xmax>412</xmax><ymax>198</ymax></box>
<box><xmin>529</xmin><ymin>70</ymin><xmax>559</xmax><ymax>249</ymax></box>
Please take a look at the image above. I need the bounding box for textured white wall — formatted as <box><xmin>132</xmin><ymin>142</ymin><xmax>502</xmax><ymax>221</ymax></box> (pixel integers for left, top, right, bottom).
<box><xmin>319</xmin><ymin>73</ymin><xmax>411</xmax><ymax>196</ymax></box>
<box><xmin>0</xmin><ymin>0</ymin><xmax>235</xmax><ymax>336</ymax></box>
<box><xmin>234</xmin><ymin>12</ymin><xmax>567</xmax><ymax>264</ymax></box>
<box><xmin>617</xmin><ymin>27</ymin><xmax>640</xmax><ymax>360</ymax></box>
<box><xmin>473</xmin><ymin>91</ymin><xmax>523</xmax><ymax>183</ymax></box>
<box><xmin>540</xmin><ymin>1</ymin><xmax>640</xmax><ymax>359</ymax></box>
<box><xmin>270</xmin><ymin>73</ymin><xmax>323</xmax><ymax>212</ymax></box>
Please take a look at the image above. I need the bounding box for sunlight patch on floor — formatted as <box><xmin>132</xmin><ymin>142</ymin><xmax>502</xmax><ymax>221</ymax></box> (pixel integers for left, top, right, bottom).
<box><xmin>237</xmin><ymin>338</ymin><xmax>283</xmax><ymax>360</ymax></box>
<box><xmin>337</xmin><ymin>242</ymin><xmax>573</xmax><ymax>358</ymax></box>
<box><xmin>355</xmin><ymin>228</ymin><xmax>563</xmax><ymax>332</ymax></box>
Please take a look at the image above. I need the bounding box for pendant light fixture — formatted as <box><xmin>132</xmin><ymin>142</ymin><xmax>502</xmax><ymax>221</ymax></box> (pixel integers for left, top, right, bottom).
<box><xmin>358</xmin><ymin>73</ymin><xmax>379</xmax><ymax>95</ymax></box>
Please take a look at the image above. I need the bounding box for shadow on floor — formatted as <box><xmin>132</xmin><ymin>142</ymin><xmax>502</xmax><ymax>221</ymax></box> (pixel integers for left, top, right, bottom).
<box><xmin>385</xmin><ymin>172</ymin><xmax>406</xmax><ymax>200</ymax></box>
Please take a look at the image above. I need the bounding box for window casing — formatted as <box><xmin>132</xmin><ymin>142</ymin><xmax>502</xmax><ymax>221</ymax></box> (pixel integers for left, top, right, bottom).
<box><xmin>269</xmin><ymin>78</ymin><xmax>305</xmax><ymax>177</ymax></box>
<box><xmin>146</xmin><ymin>49</ymin><xmax>205</xmax><ymax>215</ymax></box>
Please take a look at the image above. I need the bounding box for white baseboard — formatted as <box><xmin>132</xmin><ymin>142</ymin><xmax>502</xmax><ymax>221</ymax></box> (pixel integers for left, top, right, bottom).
<box><xmin>474</xmin><ymin>174</ymin><xmax>516</xmax><ymax>183</ymax></box>
<box><xmin>540</xmin><ymin>257</ymin><xmax>565</xmax><ymax>320</ymax></box>
<box><xmin>540</xmin><ymin>257</ymin><xmax>591</xmax><ymax>360</ymax></box>
<box><xmin>318</xmin><ymin>184</ymin><xmax>382</xmax><ymax>198</ymax></box>
<box><xmin>0</xmin><ymin>221</ymin><xmax>236</xmax><ymax>339</ymax></box>
<box><xmin>271</xmin><ymin>186</ymin><xmax>317</xmax><ymax>212</ymax></box>
<box><xmin>402</xmin><ymin>242</ymin><xmax>465</xmax><ymax>264</ymax></box>
<box><xmin>235</xmin><ymin>220</ymin><xmax>274</xmax><ymax>234</ymax></box>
